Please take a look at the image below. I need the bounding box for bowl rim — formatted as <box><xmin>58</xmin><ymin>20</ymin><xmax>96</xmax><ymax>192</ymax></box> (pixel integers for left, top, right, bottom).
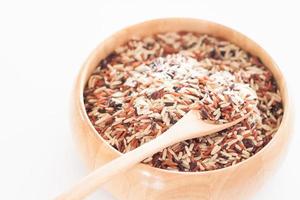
<box><xmin>76</xmin><ymin>17</ymin><xmax>290</xmax><ymax>176</ymax></box>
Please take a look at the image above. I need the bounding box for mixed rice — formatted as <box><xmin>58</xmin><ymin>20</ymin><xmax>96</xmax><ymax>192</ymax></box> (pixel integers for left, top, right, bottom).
<box><xmin>83</xmin><ymin>32</ymin><xmax>283</xmax><ymax>172</ymax></box>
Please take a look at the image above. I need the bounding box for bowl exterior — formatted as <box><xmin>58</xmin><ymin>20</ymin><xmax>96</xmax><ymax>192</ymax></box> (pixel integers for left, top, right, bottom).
<box><xmin>72</xmin><ymin>18</ymin><xmax>293</xmax><ymax>200</ymax></box>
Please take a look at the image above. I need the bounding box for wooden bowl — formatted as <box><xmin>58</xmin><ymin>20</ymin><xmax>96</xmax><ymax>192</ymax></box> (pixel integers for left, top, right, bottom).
<box><xmin>72</xmin><ymin>18</ymin><xmax>292</xmax><ymax>200</ymax></box>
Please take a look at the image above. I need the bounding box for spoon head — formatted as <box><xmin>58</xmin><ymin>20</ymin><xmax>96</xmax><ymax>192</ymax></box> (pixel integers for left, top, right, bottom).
<box><xmin>175</xmin><ymin>109</ymin><xmax>253</xmax><ymax>140</ymax></box>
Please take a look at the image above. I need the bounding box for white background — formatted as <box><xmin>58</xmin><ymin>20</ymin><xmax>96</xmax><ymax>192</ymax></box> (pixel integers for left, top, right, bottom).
<box><xmin>0</xmin><ymin>0</ymin><xmax>299</xmax><ymax>199</ymax></box>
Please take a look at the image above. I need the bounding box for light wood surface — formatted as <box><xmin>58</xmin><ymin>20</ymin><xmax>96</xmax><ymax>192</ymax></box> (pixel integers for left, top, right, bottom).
<box><xmin>70</xmin><ymin>18</ymin><xmax>293</xmax><ymax>200</ymax></box>
<box><xmin>56</xmin><ymin>111</ymin><xmax>252</xmax><ymax>200</ymax></box>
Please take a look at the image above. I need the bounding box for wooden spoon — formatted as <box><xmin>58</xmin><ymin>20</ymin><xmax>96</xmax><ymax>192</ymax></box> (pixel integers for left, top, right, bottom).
<box><xmin>56</xmin><ymin>110</ymin><xmax>252</xmax><ymax>200</ymax></box>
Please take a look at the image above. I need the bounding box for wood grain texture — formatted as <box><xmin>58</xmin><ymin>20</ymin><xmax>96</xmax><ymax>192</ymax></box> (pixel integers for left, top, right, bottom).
<box><xmin>71</xmin><ymin>18</ymin><xmax>293</xmax><ymax>200</ymax></box>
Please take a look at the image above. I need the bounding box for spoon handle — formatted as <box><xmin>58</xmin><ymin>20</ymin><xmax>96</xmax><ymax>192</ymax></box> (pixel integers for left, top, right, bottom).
<box><xmin>55</xmin><ymin>121</ymin><xmax>184</xmax><ymax>200</ymax></box>
<box><xmin>55</xmin><ymin>110</ymin><xmax>249</xmax><ymax>200</ymax></box>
